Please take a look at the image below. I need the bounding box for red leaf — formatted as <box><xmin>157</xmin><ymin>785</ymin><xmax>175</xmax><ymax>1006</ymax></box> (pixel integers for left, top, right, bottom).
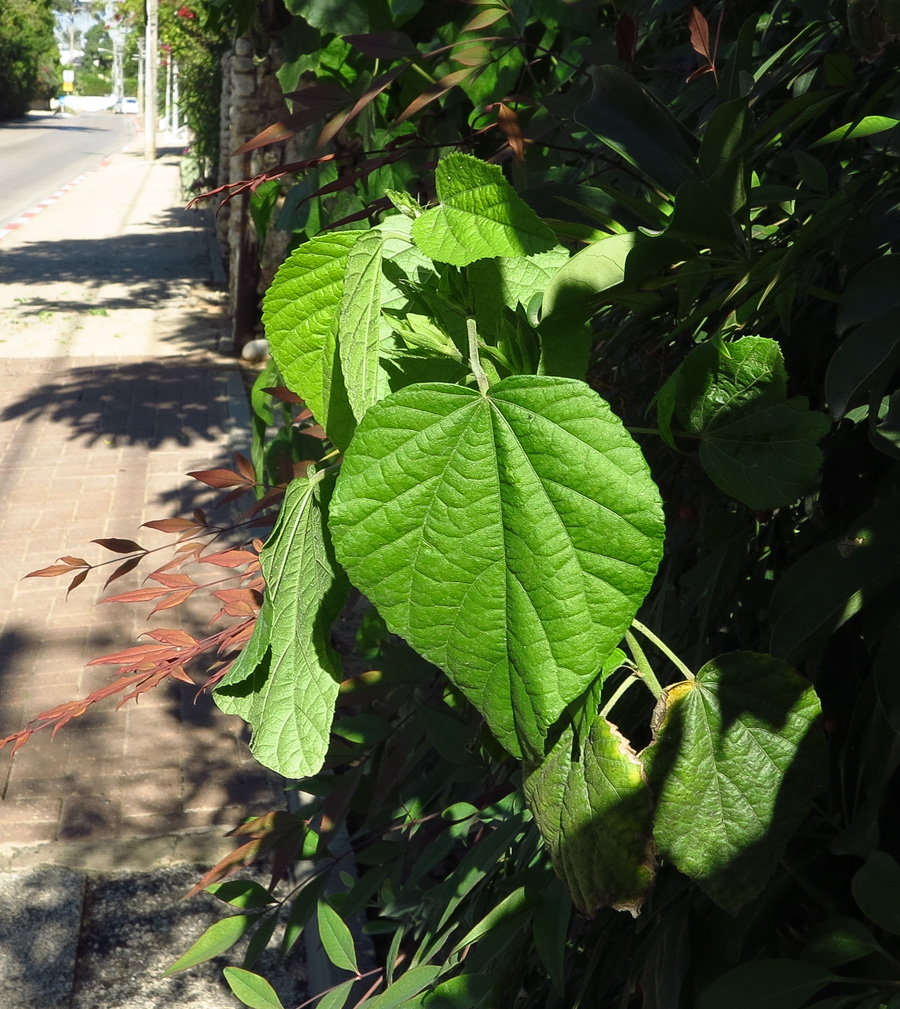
<box><xmin>234</xmin><ymin>452</ymin><xmax>256</xmax><ymax>484</ymax></box>
<box><xmin>142</xmin><ymin>518</ymin><xmax>199</xmax><ymax>533</ymax></box>
<box><xmin>59</xmin><ymin>556</ymin><xmax>88</xmax><ymax>567</ymax></box>
<box><xmin>145</xmin><ymin>628</ymin><xmax>197</xmax><ymax>647</ymax></box>
<box><xmin>318</xmin><ymin>64</ymin><xmax>409</xmax><ymax>150</ymax></box>
<box><xmin>25</xmin><ymin>564</ymin><xmax>79</xmax><ymax>578</ymax></box>
<box><xmin>66</xmin><ymin>569</ymin><xmax>89</xmax><ymax>598</ymax></box>
<box><xmin>246</xmin><ymin>486</ymin><xmax>286</xmax><ymax>519</ymax></box>
<box><xmin>92</xmin><ymin>538</ymin><xmax>146</xmax><ymax>554</ymax></box>
<box><xmin>101</xmin><ymin>586</ymin><xmax>173</xmax><ymax>604</ymax></box>
<box><xmin>214</xmin><ymin>486</ymin><xmax>255</xmax><ymax>510</ymax></box>
<box><xmin>104</xmin><ymin>556</ymin><xmax>142</xmax><ymax>589</ymax></box>
<box><xmin>344</xmin><ymin>31</ymin><xmax>419</xmax><ymax>60</ymax></box>
<box><xmin>201</xmin><ymin>549</ymin><xmax>258</xmax><ymax>568</ymax></box>
<box><xmin>88</xmin><ymin>644</ymin><xmax>174</xmax><ymax>667</ymax></box>
<box><xmin>394</xmin><ymin>67</ymin><xmax>476</xmax><ymax>126</ymax></box>
<box><xmin>150</xmin><ymin>587</ymin><xmax>198</xmax><ymax>614</ymax></box>
<box><xmin>497</xmin><ymin>102</ymin><xmax>525</xmax><ymax>162</ymax></box>
<box><xmin>212</xmin><ymin>588</ymin><xmax>263</xmax><ymax>617</ymax></box>
<box><xmin>688</xmin><ymin>6</ymin><xmax>717</xmax><ymax>72</ymax></box>
<box><xmin>615</xmin><ymin>13</ymin><xmax>638</xmax><ymax>70</ymax></box>
<box><xmin>149</xmin><ymin>572</ymin><xmax>197</xmax><ymax>589</ymax></box>
<box><xmin>182</xmin><ymin>837</ymin><xmax>265</xmax><ymax>899</ymax></box>
<box><xmin>263</xmin><ymin>386</ymin><xmax>303</xmax><ymax>405</ymax></box>
<box><xmin>188</xmin><ymin>468</ymin><xmax>253</xmax><ymax>489</ymax></box>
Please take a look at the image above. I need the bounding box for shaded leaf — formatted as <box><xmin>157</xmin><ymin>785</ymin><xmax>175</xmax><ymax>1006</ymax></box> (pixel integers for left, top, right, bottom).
<box><xmin>524</xmin><ymin>718</ymin><xmax>654</xmax><ymax>915</ymax></box>
<box><xmin>394</xmin><ymin>67</ymin><xmax>476</xmax><ymax>126</ymax></box>
<box><xmin>852</xmin><ymin>850</ymin><xmax>900</xmax><ymax>935</ymax></box>
<box><xmin>344</xmin><ymin>31</ymin><xmax>419</xmax><ymax>60</ymax></box>
<box><xmin>674</xmin><ymin>337</ymin><xmax>829</xmax><ymax>509</ymax></box>
<box><xmin>647</xmin><ymin>652</ymin><xmax>825</xmax><ymax>912</ymax></box>
<box><xmin>696</xmin><ymin>959</ymin><xmax>832</xmax><ymax>1009</ymax></box>
<box><xmin>802</xmin><ymin>916</ymin><xmax>884</xmax><ymax>967</ymax></box>
<box><xmin>575</xmin><ymin>66</ymin><xmax>699</xmax><ymax>194</ymax></box>
<box><xmin>104</xmin><ymin>556</ymin><xmax>142</xmax><ymax>589</ymax></box>
<box><xmin>92</xmin><ymin>538</ymin><xmax>145</xmax><ymax>554</ymax></box>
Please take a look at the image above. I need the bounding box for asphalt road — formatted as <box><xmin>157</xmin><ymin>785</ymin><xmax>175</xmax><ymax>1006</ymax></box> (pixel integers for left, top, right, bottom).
<box><xmin>0</xmin><ymin>111</ymin><xmax>135</xmax><ymax>230</ymax></box>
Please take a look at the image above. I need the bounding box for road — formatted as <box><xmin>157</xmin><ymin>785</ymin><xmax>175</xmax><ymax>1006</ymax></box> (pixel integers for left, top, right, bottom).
<box><xmin>0</xmin><ymin>111</ymin><xmax>135</xmax><ymax>230</ymax></box>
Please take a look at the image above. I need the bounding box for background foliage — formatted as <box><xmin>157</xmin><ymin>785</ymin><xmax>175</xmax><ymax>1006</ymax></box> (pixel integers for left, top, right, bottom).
<box><xmin>0</xmin><ymin>0</ymin><xmax>60</xmax><ymax>117</ymax></box>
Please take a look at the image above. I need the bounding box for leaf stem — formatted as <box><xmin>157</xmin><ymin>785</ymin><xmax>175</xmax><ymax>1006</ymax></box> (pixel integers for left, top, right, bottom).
<box><xmin>467</xmin><ymin>316</ymin><xmax>490</xmax><ymax>394</ymax></box>
<box><xmin>599</xmin><ymin>670</ymin><xmax>641</xmax><ymax>718</ymax></box>
<box><xmin>623</xmin><ymin>630</ymin><xmax>663</xmax><ymax>699</ymax></box>
<box><xmin>631</xmin><ymin>619</ymin><xmax>695</xmax><ymax>681</ymax></box>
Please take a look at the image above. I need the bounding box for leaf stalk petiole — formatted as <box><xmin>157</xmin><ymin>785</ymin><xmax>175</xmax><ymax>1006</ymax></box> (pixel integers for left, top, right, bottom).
<box><xmin>466</xmin><ymin>316</ymin><xmax>490</xmax><ymax>394</ymax></box>
<box><xmin>623</xmin><ymin>630</ymin><xmax>664</xmax><ymax>699</ymax></box>
<box><xmin>631</xmin><ymin>618</ymin><xmax>695</xmax><ymax>681</ymax></box>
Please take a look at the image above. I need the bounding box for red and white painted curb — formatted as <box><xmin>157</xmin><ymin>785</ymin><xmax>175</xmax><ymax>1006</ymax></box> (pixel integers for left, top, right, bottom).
<box><xmin>0</xmin><ymin>157</ymin><xmax>114</xmax><ymax>243</ymax></box>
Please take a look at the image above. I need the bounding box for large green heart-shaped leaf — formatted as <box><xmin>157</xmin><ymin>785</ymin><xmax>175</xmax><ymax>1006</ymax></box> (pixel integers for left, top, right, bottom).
<box><xmin>411</xmin><ymin>154</ymin><xmax>557</xmax><ymax>267</ymax></box>
<box><xmin>263</xmin><ymin>231</ymin><xmax>363</xmax><ymax>427</ymax></box>
<box><xmin>329</xmin><ymin>376</ymin><xmax>665</xmax><ymax>760</ymax></box>
<box><xmin>646</xmin><ymin>652</ymin><xmax>825</xmax><ymax>912</ymax></box>
<box><xmin>524</xmin><ymin>717</ymin><xmax>655</xmax><ymax>915</ymax></box>
<box><xmin>214</xmin><ymin>476</ymin><xmax>347</xmax><ymax>777</ymax></box>
<box><xmin>339</xmin><ymin>230</ymin><xmax>385</xmax><ymax>422</ymax></box>
<box><xmin>674</xmin><ymin>337</ymin><xmax>829</xmax><ymax>509</ymax></box>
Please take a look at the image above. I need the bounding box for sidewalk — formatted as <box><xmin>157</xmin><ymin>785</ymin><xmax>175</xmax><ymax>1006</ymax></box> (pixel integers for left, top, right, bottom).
<box><xmin>0</xmin><ymin>138</ymin><xmax>301</xmax><ymax>1007</ymax></box>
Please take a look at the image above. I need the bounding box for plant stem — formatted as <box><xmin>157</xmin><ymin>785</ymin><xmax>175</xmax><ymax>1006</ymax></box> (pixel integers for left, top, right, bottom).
<box><xmin>467</xmin><ymin>316</ymin><xmax>490</xmax><ymax>394</ymax></box>
<box><xmin>627</xmin><ymin>425</ymin><xmax>702</xmax><ymax>440</ymax></box>
<box><xmin>623</xmin><ymin>630</ymin><xmax>663</xmax><ymax>699</ymax></box>
<box><xmin>599</xmin><ymin>670</ymin><xmax>641</xmax><ymax>718</ymax></box>
<box><xmin>631</xmin><ymin>618</ymin><xmax>695</xmax><ymax>681</ymax></box>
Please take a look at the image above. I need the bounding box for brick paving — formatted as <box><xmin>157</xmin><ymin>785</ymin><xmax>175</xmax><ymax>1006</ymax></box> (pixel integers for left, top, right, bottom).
<box><xmin>0</xmin><ymin>145</ymin><xmax>281</xmax><ymax>850</ymax></box>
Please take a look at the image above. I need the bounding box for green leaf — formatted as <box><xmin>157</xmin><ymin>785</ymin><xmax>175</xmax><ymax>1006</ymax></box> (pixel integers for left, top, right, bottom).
<box><xmin>249</xmin><ymin>180</ymin><xmax>281</xmax><ymax>250</ymax></box>
<box><xmin>317</xmin><ymin>900</ymin><xmax>359</xmax><ymax>974</ymax></box>
<box><xmin>769</xmin><ymin>520</ymin><xmax>900</xmax><ymax>663</ymax></box>
<box><xmin>421</xmin><ymin>973</ymin><xmax>493</xmax><ymax>1008</ymax></box>
<box><xmin>837</xmin><ymin>256</ymin><xmax>900</xmax><ymax>334</ymax></box>
<box><xmin>340</xmin><ymin>230</ymin><xmax>386</xmax><ymax>422</ymax></box>
<box><xmin>826</xmin><ymin>312</ymin><xmax>900</xmax><ymax>419</ymax></box>
<box><xmin>542</xmin><ymin>233</ymin><xmax>635</xmax><ymax>319</ymax></box>
<box><xmin>801</xmin><ymin>916</ymin><xmax>884</xmax><ymax>967</ymax></box>
<box><xmin>575</xmin><ymin>66</ymin><xmax>699</xmax><ymax>194</ymax></box>
<box><xmin>163</xmin><ymin>915</ymin><xmax>254</xmax><ymax>975</ymax></box>
<box><xmin>223</xmin><ymin>967</ymin><xmax>286</xmax><ymax>1009</ymax></box>
<box><xmin>524</xmin><ymin>717</ymin><xmax>654</xmax><ymax>915</ymax></box>
<box><xmin>263</xmin><ymin>231</ymin><xmax>364</xmax><ymax>428</ymax></box>
<box><xmin>666</xmin><ymin>181</ymin><xmax>739</xmax><ymax>248</ymax></box>
<box><xmin>329</xmin><ymin>376</ymin><xmax>665</xmax><ymax>760</ymax></box>
<box><xmin>280</xmin><ymin>874</ymin><xmax>328</xmax><ymax>960</ymax></box>
<box><xmin>814</xmin><ymin>115</ymin><xmax>900</xmax><ymax>145</ymax></box>
<box><xmin>696</xmin><ymin>959</ymin><xmax>833</xmax><ymax>1009</ymax></box>
<box><xmin>450</xmin><ymin>886</ymin><xmax>536</xmax><ymax>954</ymax></box>
<box><xmin>367</xmin><ymin>965</ymin><xmax>443</xmax><ymax>1008</ymax></box>
<box><xmin>532</xmin><ymin>878</ymin><xmax>570</xmax><ymax>995</ymax></box>
<box><xmin>674</xmin><ymin>337</ymin><xmax>829</xmax><ymax>509</ymax></box>
<box><xmin>315</xmin><ymin>979</ymin><xmax>356</xmax><ymax>1009</ymax></box>
<box><xmin>699</xmin><ymin>97</ymin><xmax>751</xmax><ymax>214</ymax></box>
<box><xmin>874</xmin><ymin>623</ymin><xmax>900</xmax><ymax>732</ymax></box>
<box><xmin>214</xmin><ymin>476</ymin><xmax>347</xmax><ymax>777</ymax></box>
<box><xmin>285</xmin><ymin>0</ymin><xmax>390</xmax><ymax>34</ymax></box>
<box><xmin>206</xmin><ymin>880</ymin><xmax>276</xmax><ymax>909</ymax></box>
<box><xmin>852</xmin><ymin>851</ymin><xmax>900</xmax><ymax>935</ymax></box>
<box><xmin>411</xmin><ymin>154</ymin><xmax>557</xmax><ymax>267</ymax></box>
<box><xmin>647</xmin><ymin>652</ymin><xmax>825</xmax><ymax>912</ymax></box>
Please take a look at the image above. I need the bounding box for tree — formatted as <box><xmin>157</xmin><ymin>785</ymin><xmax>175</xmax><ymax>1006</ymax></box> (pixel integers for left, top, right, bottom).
<box><xmin>0</xmin><ymin>0</ymin><xmax>60</xmax><ymax>117</ymax></box>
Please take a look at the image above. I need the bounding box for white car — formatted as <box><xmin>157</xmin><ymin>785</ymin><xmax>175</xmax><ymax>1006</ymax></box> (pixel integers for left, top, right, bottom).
<box><xmin>115</xmin><ymin>97</ymin><xmax>140</xmax><ymax>114</ymax></box>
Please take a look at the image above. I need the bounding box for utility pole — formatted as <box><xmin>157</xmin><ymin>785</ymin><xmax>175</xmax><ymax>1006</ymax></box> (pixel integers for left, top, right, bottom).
<box><xmin>144</xmin><ymin>0</ymin><xmax>158</xmax><ymax>161</ymax></box>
